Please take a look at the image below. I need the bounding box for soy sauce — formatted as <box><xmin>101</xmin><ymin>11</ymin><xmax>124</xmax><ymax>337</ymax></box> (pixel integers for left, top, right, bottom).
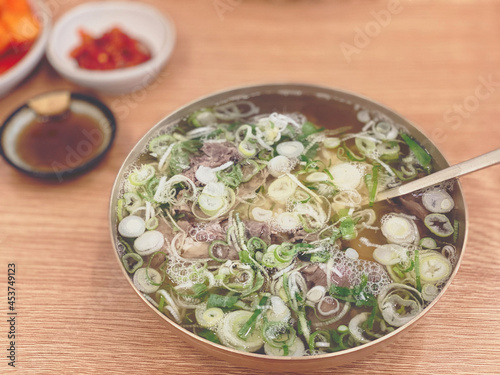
<box><xmin>15</xmin><ymin>112</ymin><xmax>105</xmax><ymax>173</ymax></box>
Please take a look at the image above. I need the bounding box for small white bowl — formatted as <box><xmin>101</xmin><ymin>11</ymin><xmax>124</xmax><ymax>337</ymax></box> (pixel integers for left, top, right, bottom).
<box><xmin>0</xmin><ymin>0</ymin><xmax>51</xmax><ymax>98</ymax></box>
<box><xmin>46</xmin><ymin>1</ymin><xmax>176</xmax><ymax>94</ymax></box>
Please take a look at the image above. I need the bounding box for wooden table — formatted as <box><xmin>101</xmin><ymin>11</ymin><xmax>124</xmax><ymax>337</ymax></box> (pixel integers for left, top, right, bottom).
<box><xmin>1</xmin><ymin>1</ymin><xmax>499</xmax><ymax>373</ymax></box>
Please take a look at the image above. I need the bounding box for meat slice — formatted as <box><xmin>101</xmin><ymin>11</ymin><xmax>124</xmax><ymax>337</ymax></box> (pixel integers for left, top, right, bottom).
<box><xmin>182</xmin><ymin>141</ymin><xmax>241</xmax><ymax>183</ymax></box>
<box><xmin>200</xmin><ymin>142</ymin><xmax>241</xmax><ymax>166</ymax></box>
<box><xmin>301</xmin><ymin>264</ymin><xmax>328</xmax><ymax>289</ymax></box>
<box><xmin>238</xmin><ymin>169</ymin><xmax>269</xmax><ymax>198</ymax></box>
<box><xmin>244</xmin><ymin>220</ymin><xmax>271</xmax><ymax>243</ymax></box>
<box><xmin>392</xmin><ymin>195</ymin><xmax>429</xmax><ymax>222</ymax></box>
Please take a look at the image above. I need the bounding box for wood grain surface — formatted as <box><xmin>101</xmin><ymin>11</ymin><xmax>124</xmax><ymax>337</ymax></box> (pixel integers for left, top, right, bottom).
<box><xmin>1</xmin><ymin>0</ymin><xmax>499</xmax><ymax>374</ymax></box>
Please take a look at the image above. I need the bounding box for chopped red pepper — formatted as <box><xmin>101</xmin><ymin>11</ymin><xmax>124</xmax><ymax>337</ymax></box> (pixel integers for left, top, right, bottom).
<box><xmin>0</xmin><ymin>0</ymin><xmax>40</xmax><ymax>74</ymax></box>
<box><xmin>70</xmin><ymin>27</ymin><xmax>152</xmax><ymax>70</ymax></box>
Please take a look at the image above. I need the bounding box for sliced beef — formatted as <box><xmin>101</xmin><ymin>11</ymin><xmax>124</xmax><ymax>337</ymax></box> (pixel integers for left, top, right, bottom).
<box><xmin>301</xmin><ymin>263</ymin><xmax>328</xmax><ymax>288</ymax></box>
<box><xmin>181</xmin><ymin>141</ymin><xmax>241</xmax><ymax>183</ymax></box>
<box><xmin>200</xmin><ymin>142</ymin><xmax>241</xmax><ymax>165</ymax></box>
<box><xmin>393</xmin><ymin>195</ymin><xmax>429</xmax><ymax>222</ymax></box>
<box><xmin>244</xmin><ymin>220</ymin><xmax>271</xmax><ymax>243</ymax></box>
<box><xmin>287</xmin><ymin>228</ymin><xmax>320</xmax><ymax>243</ymax></box>
<box><xmin>180</xmin><ymin>237</ymin><xmax>210</xmax><ymax>259</ymax></box>
<box><xmin>238</xmin><ymin>169</ymin><xmax>269</xmax><ymax>198</ymax></box>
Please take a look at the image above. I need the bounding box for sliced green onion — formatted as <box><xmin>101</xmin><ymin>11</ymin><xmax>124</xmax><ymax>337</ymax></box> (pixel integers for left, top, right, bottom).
<box><xmin>354</xmin><ymin>137</ymin><xmax>376</xmax><ymax>156</ymax></box>
<box><xmin>257</xmin><ymin>149</ymin><xmax>274</xmax><ymax>161</ymax></box>
<box><xmin>217</xmin><ymin>164</ymin><xmax>243</xmax><ymax>188</ymax></box>
<box><xmin>264</xmin><ymin>337</ymin><xmax>305</xmax><ymax>356</ymax></box>
<box><xmin>274</xmin><ymin>243</ymin><xmax>297</xmax><ymax>263</ymax></box>
<box><xmin>323</xmin><ymin>137</ymin><xmax>340</xmax><ymax>149</ymax></box>
<box><xmin>342</xmin><ymin>143</ymin><xmax>365</xmax><ymax>161</ymax></box>
<box><xmin>376</xmin><ymin>141</ymin><xmax>400</xmax><ymax>160</ymax></box>
<box><xmin>268</xmin><ymin>175</ymin><xmax>297</xmax><ymax>203</ymax></box>
<box><xmin>145</xmin><ymin>216</ymin><xmax>159</xmax><ymax>231</ymax></box>
<box><xmin>198</xmin><ymin>194</ymin><xmax>225</xmax><ymax>216</ymax></box>
<box><xmin>421</xmin><ymin>283</ymin><xmax>439</xmax><ymax>302</ymax></box>
<box><xmin>292</xmin><ymin>189</ymin><xmax>311</xmax><ymax>204</ymax></box>
<box><xmin>128</xmin><ymin>165</ymin><xmax>156</xmax><ymax>186</ymax></box>
<box><xmin>261</xmin><ymin>252</ymin><xmax>281</xmax><ymax>268</ymax></box>
<box><xmin>116</xmin><ymin>198</ymin><xmax>125</xmax><ymax>222</ymax></box>
<box><xmin>391</xmin><ymin>265</ymin><xmax>406</xmax><ymax>279</ymax></box>
<box><xmin>400</xmin><ymin>133</ymin><xmax>432</xmax><ymax>172</ymax></box>
<box><xmin>146</xmin><ymin>251</ymin><xmax>168</xmax><ymax>285</ymax></box>
<box><xmin>158</xmin><ymin>295</ymin><xmax>166</xmax><ymax>312</ymax></box>
<box><xmin>240</xmin><ymin>160</ymin><xmax>261</xmax><ymax>182</ymax></box>
<box><xmin>123</xmin><ymin>192</ymin><xmax>142</xmax><ymax>212</ymax></box>
<box><xmin>198</xmin><ymin>329</ymin><xmax>221</xmax><ymax>344</ymax></box>
<box><xmin>198</xmin><ymin>307</ymin><xmax>224</xmax><ymax>328</ymax></box>
<box><xmin>337</xmin><ymin>325</ymin><xmax>349</xmax><ymax>334</ymax></box>
<box><xmin>207</xmin><ymin>293</ymin><xmax>240</xmax><ymax>309</ymax></box>
<box><xmin>299</xmin><ymin>121</ymin><xmax>324</xmax><ymax>140</ymax></box>
<box><xmin>238</xmin><ymin>295</ymin><xmax>269</xmax><ymax>339</ymax></box>
<box><xmin>424</xmin><ymin>213</ymin><xmax>454</xmax><ymax>237</ymax></box>
<box><xmin>218</xmin><ymin>310</ymin><xmax>264</xmax><ymax>352</ymax></box>
<box><xmin>381</xmin><ymin>213</ymin><xmax>419</xmax><ymax>245</ymax></box>
<box><xmin>118</xmin><ymin>236</ymin><xmax>133</xmax><ymax>254</ymax></box>
<box><xmin>419</xmin><ymin>237</ymin><xmax>437</xmax><ymax>249</ymax></box>
<box><xmin>209</xmin><ymin>240</ymin><xmax>231</xmax><ymax>263</ymax></box>
<box><xmin>134</xmin><ymin>230</ymin><xmax>165</xmax><ymax>256</ymax></box>
<box><xmin>188</xmin><ymin>109</ymin><xmax>217</xmax><ymax>128</ymax></box>
<box><xmin>329</xmin><ymin>163</ymin><xmax>363</xmax><ymax>191</ymax></box>
<box><xmin>267</xmin><ymin>155</ymin><xmax>292</xmax><ymax>177</ymax></box>
<box><xmin>422</xmin><ymin>188</ymin><xmax>455</xmax><ymax>213</ymax></box>
<box><xmin>133</xmin><ymin>267</ymin><xmax>162</xmax><ymax>293</ymax></box>
<box><xmin>305</xmin><ymin>172</ymin><xmax>329</xmax><ymax>183</ymax></box>
<box><xmin>118</xmin><ymin>215</ymin><xmax>146</xmax><ymax>238</ymax></box>
<box><xmin>247</xmin><ymin>237</ymin><xmax>267</xmax><ymax>253</ymax></box>
<box><xmin>242</xmin><ymin>270</ymin><xmax>265</xmax><ymax>297</ymax></box>
<box><xmin>121</xmin><ymin>253</ymin><xmax>143</xmax><ymax>274</ymax></box>
<box><xmin>399</xmin><ymin>259</ymin><xmax>415</xmax><ymax>273</ymax></box>
<box><xmin>419</xmin><ymin>251</ymin><xmax>452</xmax><ymax>284</ymax></box>
<box><xmin>277</xmin><ymin>141</ymin><xmax>305</xmax><ymax>158</ymax></box>
<box><xmin>251</xmin><ymin>207</ymin><xmax>273</xmax><ymax>222</ymax></box>
<box><xmin>239</xmin><ymin>141</ymin><xmax>257</xmax><ymax>157</ymax></box>
<box><xmin>263</xmin><ymin>321</ymin><xmax>297</xmax><ymax>350</ymax></box>
<box><xmin>308</xmin><ymin>331</ymin><xmax>331</xmax><ymax>351</ymax></box>
<box><xmin>148</xmin><ymin>134</ymin><xmax>174</xmax><ymax>155</ymax></box>
<box><xmin>364</xmin><ymin>164</ymin><xmax>380</xmax><ymax>207</ymax></box>
<box><xmin>414</xmin><ymin>250</ymin><xmax>421</xmax><ymax>291</ymax></box>
<box><xmin>373</xmin><ymin>244</ymin><xmax>407</xmax><ymax>266</ymax></box>
<box><xmin>339</xmin><ymin>217</ymin><xmax>357</xmax><ymax>240</ymax></box>
<box><xmin>373</xmin><ymin>121</ymin><xmax>398</xmax><ymax>140</ymax></box>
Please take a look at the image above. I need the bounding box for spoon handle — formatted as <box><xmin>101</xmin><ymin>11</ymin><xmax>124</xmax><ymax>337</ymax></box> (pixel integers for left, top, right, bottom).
<box><xmin>375</xmin><ymin>148</ymin><xmax>500</xmax><ymax>202</ymax></box>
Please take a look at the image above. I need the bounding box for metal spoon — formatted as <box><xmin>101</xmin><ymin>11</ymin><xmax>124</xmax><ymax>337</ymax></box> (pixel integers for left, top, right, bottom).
<box><xmin>374</xmin><ymin>148</ymin><xmax>500</xmax><ymax>202</ymax></box>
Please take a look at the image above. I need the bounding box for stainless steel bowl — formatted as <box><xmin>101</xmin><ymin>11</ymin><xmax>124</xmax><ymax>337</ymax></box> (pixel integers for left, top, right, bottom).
<box><xmin>109</xmin><ymin>83</ymin><xmax>467</xmax><ymax>371</ymax></box>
